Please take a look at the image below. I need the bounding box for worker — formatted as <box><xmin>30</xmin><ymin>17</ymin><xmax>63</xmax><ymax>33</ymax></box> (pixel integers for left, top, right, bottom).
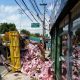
<box><xmin>20</xmin><ymin>37</ymin><xmax>25</xmax><ymax>49</ymax></box>
<box><xmin>37</xmin><ymin>42</ymin><xmax>45</xmax><ymax>59</ymax></box>
<box><xmin>0</xmin><ymin>37</ymin><xmax>4</xmax><ymax>64</ymax></box>
<box><xmin>40</xmin><ymin>40</ymin><xmax>44</xmax><ymax>49</ymax></box>
<box><xmin>0</xmin><ymin>37</ymin><xmax>7</xmax><ymax>59</ymax></box>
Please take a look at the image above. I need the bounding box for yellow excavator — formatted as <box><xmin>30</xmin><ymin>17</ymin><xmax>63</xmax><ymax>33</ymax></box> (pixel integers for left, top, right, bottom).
<box><xmin>0</xmin><ymin>31</ymin><xmax>37</xmax><ymax>80</ymax></box>
<box><xmin>1</xmin><ymin>31</ymin><xmax>21</xmax><ymax>71</ymax></box>
<box><xmin>0</xmin><ymin>31</ymin><xmax>25</xmax><ymax>80</ymax></box>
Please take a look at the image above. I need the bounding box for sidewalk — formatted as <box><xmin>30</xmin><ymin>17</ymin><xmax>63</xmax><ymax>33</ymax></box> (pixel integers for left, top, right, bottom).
<box><xmin>0</xmin><ymin>66</ymin><xmax>31</xmax><ymax>80</ymax></box>
<box><xmin>2</xmin><ymin>72</ymin><xmax>31</xmax><ymax>80</ymax></box>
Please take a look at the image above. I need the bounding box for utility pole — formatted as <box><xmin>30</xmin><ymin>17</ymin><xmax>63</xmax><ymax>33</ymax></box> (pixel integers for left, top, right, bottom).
<box><xmin>40</xmin><ymin>3</ymin><xmax>47</xmax><ymax>50</ymax></box>
<box><xmin>40</xmin><ymin>3</ymin><xmax>47</xmax><ymax>37</ymax></box>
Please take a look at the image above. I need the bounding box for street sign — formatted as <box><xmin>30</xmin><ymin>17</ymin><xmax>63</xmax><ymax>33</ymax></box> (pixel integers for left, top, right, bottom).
<box><xmin>29</xmin><ymin>36</ymin><xmax>40</xmax><ymax>42</ymax></box>
<box><xmin>31</xmin><ymin>23</ymin><xmax>40</xmax><ymax>28</ymax></box>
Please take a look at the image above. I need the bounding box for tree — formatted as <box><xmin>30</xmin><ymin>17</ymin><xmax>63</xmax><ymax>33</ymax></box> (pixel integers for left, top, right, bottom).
<box><xmin>30</xmin><ymin>33</ymin><xmax>36</xmax><ymax>37</ymax></box>
<box><xmin>35</xmin><ymin>33</ymin><xmax>40</xmax><ymax>37</ymax></box>
<box><xmin>0</xmin><ymin>23</ymin><xmax>17</xmax><ymax>34</ymax></box>
<box><xmin>20</xmin><ymin>29</ymin><xmax>30</xmax><ymax>36</ymax></box>
<box><xmin>8</xmin><ymin>23</ymin><xmax>17</xmax><ymax>31</ymax></box>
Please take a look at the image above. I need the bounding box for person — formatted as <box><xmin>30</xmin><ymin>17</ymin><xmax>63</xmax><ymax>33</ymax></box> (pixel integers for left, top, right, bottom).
<box><xmin>0</xmin><ymin>37</ymin><xmax>7</xmax><ymax>59</ymax></box>
<box><xmin>37</xmin><ymin>42</ymin><xmax>45</xmax><ymax>59</ymax></box>
<box><xmin>44</xmin><ymin>41</ymin><xmax>46</xmax><ymax>50</ymax></box>
<box><xmin>40</xmin><ymin>40</ymin><xmax>44</xmax><ymax>49</ymax></box>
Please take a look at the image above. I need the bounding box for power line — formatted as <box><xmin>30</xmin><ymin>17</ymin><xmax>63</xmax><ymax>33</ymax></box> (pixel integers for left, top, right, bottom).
<box><xmin>40</xmin><ymin>3</ymin><xmax>47</xmax><ymax>37</ymax></box>
<box><xmin>29</xmin><ymin>0</ymin><xmax>38</xmax><ymax>14</ymax></box>
<box><xmin>29</xmin><ymin>0</ymin><xmax>42</xmax><ymax>22</ymax></box>
<box><xmin>33</xmin><ymin>0</ymin><xmax>49</xmax><ymax>23</ymax></box>
<box><xmin>37</xmin><ymin>14</ymin><xmax>42</xmax><ymax>22</ymax></box>
<box><xmin>41</xmin><ymin>0</ymin><xmax>50</xmax><ymax>23</ymax></box>
<box><xmin>33</xmin><ymin>0</ymin><xmax>42</xmax><ymax>15</ymax></box>
<box><xmin>15</xmin><ymin>0</ymin><xmax>33</xmax><ymax>22</ymax></box>
<box><xmin>21</xmin><ymin>0</ymin><xmax>39</xmax><ymax>22</ymax></box>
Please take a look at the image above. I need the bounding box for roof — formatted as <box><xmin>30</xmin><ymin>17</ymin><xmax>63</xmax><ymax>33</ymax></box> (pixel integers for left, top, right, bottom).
<box><xmin>50</xmin><ymin>0</ymin><xmax>79</xmax><ymax>35</ymax></box>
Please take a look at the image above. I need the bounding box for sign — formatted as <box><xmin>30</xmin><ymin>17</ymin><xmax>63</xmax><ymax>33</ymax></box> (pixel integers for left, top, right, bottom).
<box><xmin>31</xmin><ymin>23</ymin><xmax>40</xmax><ymax>28</ymax></box>
<box><xmin>29</xmin><ymin>36</ymin><xmax>40</xmax><ymax>42</ymax></box>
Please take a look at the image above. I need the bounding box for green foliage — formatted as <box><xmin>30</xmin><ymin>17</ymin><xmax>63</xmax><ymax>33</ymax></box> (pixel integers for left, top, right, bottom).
<box><xmin>20</xmin><ymin>29</ymin><xmax>30</xmax><ymax>36</ymax></box>
<box><xmin>20</xmin><ymin>29</ymin><xmax>41</xmax><ymax>37</ymax></box>
<box><xmin>30</xmin><ymin>33</ymin><xmax>36</xmax><ymax>37</ymax></box>
<box><xmin>35</xmin><ymin>33</ymin><xmax>40</xmax><ymax>37</ymax></box>
<box><xmin>0</xmin><ymin>23</ymin><xmax>17</xmax><ymax>34</ymax></box>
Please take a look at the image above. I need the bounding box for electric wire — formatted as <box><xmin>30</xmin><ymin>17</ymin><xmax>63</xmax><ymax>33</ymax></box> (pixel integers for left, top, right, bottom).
<box><xmin>41</xmin><ymin>0</ymin><xmax>50</xmax><ymax>23</ymax></box>
<box><xmin>29</xmin><ymin>0</ymin><xmax>48</xmax><ymax>23</ymax></box>
<box><xmin>15</xmin><ymin>0</ymin><xmax>33</xmax><ymax>22</ymax></box>
<box><xmin>37</xmin><ymin>14</ymin><xmax>42</xmax><ymax>22</ymax></box>
<box><xmin>21</xmin><ymin>0</ymin><xmax>39</xmax><ymax>22</ymax></box>
<box><xmin>32</xmin><ymin>0</ymin><xmax>49</xmax><ymax>23</ymax></box>
<box><xmin>33</xmin><ymin>0</ymin><xmax>42</xmax><ymax>15</ymax></box>
<box><xmin>29</xmin><ymin>0</ymin><xmax>42</xmax><ymax>22</ymax></box>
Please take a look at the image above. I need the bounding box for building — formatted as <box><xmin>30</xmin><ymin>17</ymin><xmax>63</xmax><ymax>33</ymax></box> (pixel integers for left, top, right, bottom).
<box><xmin>50</xmin><ymin>0</ymin><xmax>80</xmax><ymax>80</ymax></box>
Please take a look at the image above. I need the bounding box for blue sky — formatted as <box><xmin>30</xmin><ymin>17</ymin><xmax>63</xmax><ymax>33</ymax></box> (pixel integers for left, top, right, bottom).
<box><xmin>0</xmin><ymin>0</ymin><xmax>54</xmax><ymax>34</ymax></box>
<box><xmin>0</xmin><ymin>0</ymin><xmax>16</xmax><ymax>5</ymax></box>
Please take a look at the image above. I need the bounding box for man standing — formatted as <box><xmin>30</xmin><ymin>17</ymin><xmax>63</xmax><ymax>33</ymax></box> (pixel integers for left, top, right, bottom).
<box><xmin>0</xmin><ymin>37</ymin><xmax>7</xmax><ymax>60</ymax></box>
